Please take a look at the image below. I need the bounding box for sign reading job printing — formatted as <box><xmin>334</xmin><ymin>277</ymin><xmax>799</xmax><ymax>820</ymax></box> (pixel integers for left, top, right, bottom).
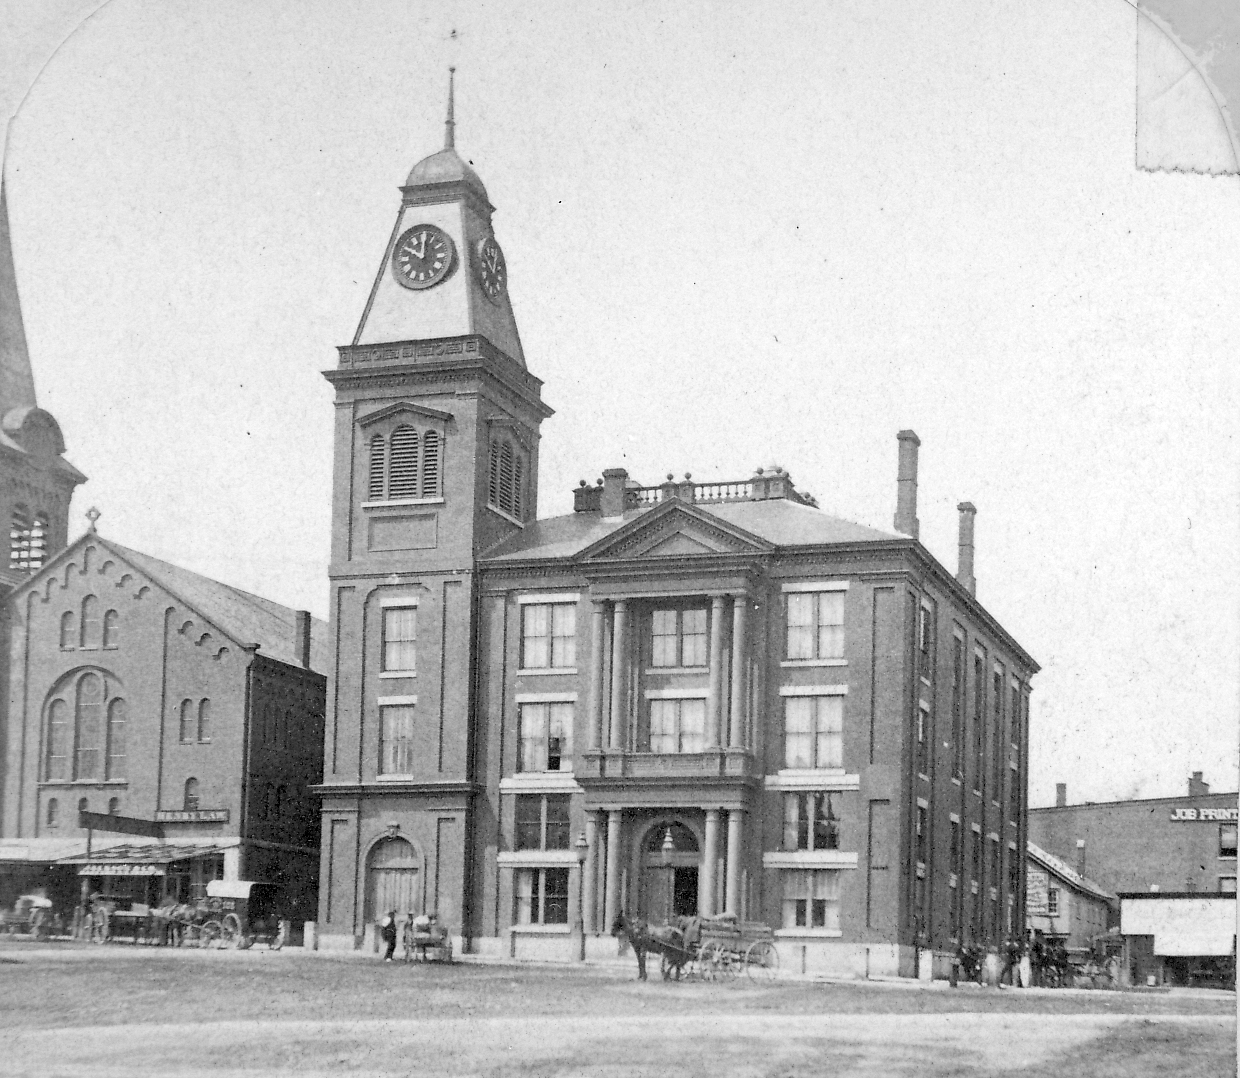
<box><xmin>1169</xmin><ymin>807</ymin><xmax>1239</xmax><ymax>822</ymax></box>
<box><xmin>1026</xmin><ymin>868</ymin><xmax>1050</xmax><ymax>915</ymax></box>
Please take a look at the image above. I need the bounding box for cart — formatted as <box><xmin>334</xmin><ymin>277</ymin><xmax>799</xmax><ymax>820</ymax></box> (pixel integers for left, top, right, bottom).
<box><xmin>2</xmin><ymin>895</ymin><xmax>58</xmax><ymax>939</ymax></box>
<box><xmin>402</xmin><ymin>914</ymin><xmax>452</xmax><ymax>962</ymax></box>
<box><xmin>655</xmin><ymin>915</ymin><xmax>779</xmax><ymax>982</ymax></box>
<box><xmin>204</xmin><ymin>880</ymin><xmax>286</xmax><ymax>949</ymax></box>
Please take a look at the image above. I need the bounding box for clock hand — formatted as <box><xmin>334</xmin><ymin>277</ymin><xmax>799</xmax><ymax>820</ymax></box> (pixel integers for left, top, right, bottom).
<box><xmin>411</xmin><ymin>233</ymin><xmax>427</xmax><ymax>259</ymax></box>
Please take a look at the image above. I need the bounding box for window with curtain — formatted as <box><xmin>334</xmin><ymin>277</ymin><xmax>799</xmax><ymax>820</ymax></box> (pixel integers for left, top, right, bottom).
<box><xmin>783</xmin><ymin>695</ymin><xmax>843</xmax><ymax>769</ymax></box>
<box><xmin>648</xmin><ymin>698</ymin><xmax>706</xmax><ymax>754</ymax></box>
<box><xmin>786</xmin><ymin>591</ymin><xmax>845</xmax><ymax>660</ymax></box>
<box><xmin>382</xmin><ymin>607</ymin><xmax>417</xmax><ymax>673</ymax></box>
<box><xmin>651</xmin><ymin>608</ymin><xmax>707</xmax><ymax>668</ymax></box>
<box><xmin>782</xmin><ymin>792</ymin><xmax>840</xmax><ymax>851</ymax></box>
<box><xmin>518</xmin><ymin>701</ymin><xmax>573</xmax><ymax>772</ymax></box>
<box><xmin>379</xmin><ymin>705</ymin><xmax>415</xmax><ymax>775</ymax></box>
<box><xmin>782</xmin><ymin>870</ymin><xmax>840</xmax><ymax>931</ymax></box>
<box><xmin>520</xmin><ymin>603</ymin><xmax>576</xmax><ymax>669</ymax></box>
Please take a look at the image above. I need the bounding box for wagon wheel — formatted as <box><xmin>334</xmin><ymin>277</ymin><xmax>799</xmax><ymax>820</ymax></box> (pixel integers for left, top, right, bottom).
<box><xmin>745</xmin><ymin>940</ymin><xmax>779</xmax><ymax>983</ymax></box>
<box><xmin>219</xmin><ymin>913</ymin><xmax>242</xmax><ymax>947</ymax></box>
<box><xmin>697</xmin><ymin>941</ymin><xmax>726</xmax><ymax>981</ymax></box>
<box><xmin>199</xmin><ymin>920</ymin><xmax>222</xmax><ymax>948</ymax></box>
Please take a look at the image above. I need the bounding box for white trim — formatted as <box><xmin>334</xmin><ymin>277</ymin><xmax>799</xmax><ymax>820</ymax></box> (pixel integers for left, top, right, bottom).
<box><xmin>764</xmin><ymin>771</ymin><xmax>860</xmax><ymax>792</ymax></box>
<box><xmin>762</xmin><ymin>851</ymin><xmax>859</xmax><ymax>869</ymax></box>
<box><xmin>487</xmin><ymin>504</ymin><xmax>525</xmax><ymax>528</ymax></box>
<box><xmin>644</xmin><ymin>689</ymin><xmax>709</xmax><ymax>700</ymax></box>
<box><xmin>497</xmin><ymin>850</ymin><xmax>583</xmax><ymax>868</ymax></box>
<box><xmin>778</xmin><ymin>685</ymin><xmax>848</xmax><ymax>697</ymax></box>
<box><xmin>363</xmin><ymin>498</ymin><xmax>445</xmax><ymax>509</ymax></box>
<box><xmin>775</xmin><ymin>928</ymin><xmax>843</xmax><ymax>939</ymax></box>
<box><xmin>516</xmin><ymin>667</ymin><xmax>578</xmax><ymax>677</ymax></box>
<box><xmin>642</xmin><ymin>666</ymin><xmax>710</xmax><ymax>676</ymax></box>
<box><xmin>377</xmin><ymin>696</ymin><xmax>418</xmax><ymax>706</ymax></box>
<box><xmin>781</xmin><ymin>581</ymin><xmax>850</xmax><ymax>593</ymax></box>
<box><xmin>516</xmin><ymin>592</ymin><xmax>581</xmax><ymax>605</ymax></box>
<box><xmin>376</xmin><ymin>773</ymin><xmax>415</xmax><ymax>782</ymax></box>
<box><xmin>379</xmin><ymin>596</ymin><xmax>420</xmax><ymax>608</ymax></box>
<box><xmin>499</xmin><ymin>774</ymin><xmax>582</xmax><ymax>794</ymax></box>
<box><xmin>514</xmin><ymin>692</ymin><xmax>578</xmax><ymax>704</ymax></box>
<box><xmin>377</xmin><ymin>671</ymin><xmax>416</xmax><ymax>680</ymax></box>
<box><xmin>509</xmin><ymin>924</ymin><xmax>572</xmax><ymax>934</ymax></box>
<box><xmin>779</xmin><ymin>659</ymin><xmax>848</xmax><ymax>669</ymax></box>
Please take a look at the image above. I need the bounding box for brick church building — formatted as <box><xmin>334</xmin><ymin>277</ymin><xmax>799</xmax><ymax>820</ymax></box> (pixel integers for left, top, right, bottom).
<box><xmin>313</xmin><ymin>92</ymin><xmax>1038</xmax><ymax>977</ymax></box>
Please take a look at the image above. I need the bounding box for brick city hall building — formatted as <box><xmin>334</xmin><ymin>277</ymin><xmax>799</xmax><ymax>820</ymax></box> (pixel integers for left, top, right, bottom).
<box><xmin>314</xmin><ymin>103</ymin><xmax>1038</xmax><ymax>976</ymax></box>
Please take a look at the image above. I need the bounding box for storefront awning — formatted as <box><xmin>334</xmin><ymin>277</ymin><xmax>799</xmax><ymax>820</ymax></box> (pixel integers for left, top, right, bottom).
<box><xmin>61</xmin><ymin>842</ymin><xmax>233</xmax><ymax>877</ymax></box>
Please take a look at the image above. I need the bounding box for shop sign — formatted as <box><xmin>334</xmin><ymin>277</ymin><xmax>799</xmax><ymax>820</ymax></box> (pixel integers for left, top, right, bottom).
<box><xmin>1169</xmin><ymin>807</ymin><xmax>1239</xmax><ymax>822</ymax></box>
<box><xmin>79</xmin><ymin>863</ymin><xmax>166</xmax><ymax>877</ymax></box>
<box><xmin>154</xmin><ymin>809</ymin><xmax>229</xmax><ymax>823</ymax></box>
<box><xmin>1026</xmin><ymin>868</ymin><xmax>1049</xmax><ymax>915</ymax></box>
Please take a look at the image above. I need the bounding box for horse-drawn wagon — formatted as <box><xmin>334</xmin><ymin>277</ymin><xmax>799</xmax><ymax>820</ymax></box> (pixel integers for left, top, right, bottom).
<box><xmin>402</xmin><ymin>914</ymin><xmax>452</xmax><ymax>962</ymax></box>
<box><xmin>614</xmin><ymin>912</ymin><xmax>780</xmax><ymax>982</ymax></box>
<box><xmin>201</xmin><ymin>880</ymin><xmax>286</xmax><ymax>949</ymax></box>
<box><xmin>1</xmin><ymin>895</ymin><xmax>59</xmax><ymax>939</ymax></box>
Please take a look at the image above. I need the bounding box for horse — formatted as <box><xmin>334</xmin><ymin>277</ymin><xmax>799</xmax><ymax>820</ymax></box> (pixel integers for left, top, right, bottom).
<box><xmin>611</xmin><ymin>912</ymin><xmax>694</xmax><ymax>981</ymax></box>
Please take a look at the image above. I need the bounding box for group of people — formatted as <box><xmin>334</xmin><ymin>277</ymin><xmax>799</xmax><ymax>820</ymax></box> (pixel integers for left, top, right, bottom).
<box><xmin>952</xmin><ymin>929</ymin><xmax>1070</xmax><ymax>987</ymax></box>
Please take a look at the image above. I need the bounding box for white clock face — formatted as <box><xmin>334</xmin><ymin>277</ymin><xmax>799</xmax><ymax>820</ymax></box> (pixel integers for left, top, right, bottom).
<box><xmin>475</xmin><ymin>236</ymin><xmax>507</xmax><ymax>303</ymax></box>
<box><xmin>393</xmin><ymin>224</ymin><xmax>455</xmax><ymax>290</ymax></box>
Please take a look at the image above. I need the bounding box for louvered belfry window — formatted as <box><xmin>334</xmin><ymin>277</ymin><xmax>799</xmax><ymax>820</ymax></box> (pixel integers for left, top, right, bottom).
<box><xmin>487</xmin><ymin>437</ymin><xmax>525</xmax><ymax>520</ymax></box>
<box><xmin>368</xmin><ymin>434</ymin><xmax>386</xmax><ymax>499</ymax></box>
<box><xmin>421</xmin><ymin>430</ymin><xmax>440</xmax><ymax>498</ymax></box>
<box><xmin>388</xmin><ymin>426</ymin><xmax>419</xmax><ymax>498</ymax></box>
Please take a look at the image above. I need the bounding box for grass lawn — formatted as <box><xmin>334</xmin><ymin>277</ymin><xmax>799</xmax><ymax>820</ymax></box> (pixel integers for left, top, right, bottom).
<box><xmin>0</xmin><ymin>942</ymin><xmax>1233</xmax><ymax>1077</ymax></box>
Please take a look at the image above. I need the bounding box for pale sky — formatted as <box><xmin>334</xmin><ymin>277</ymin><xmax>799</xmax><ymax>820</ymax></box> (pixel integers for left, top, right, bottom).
<box><xmin>2</xmin><ymin>0</ymin><xmax>1238</xmax><ymax>807</ymax></box>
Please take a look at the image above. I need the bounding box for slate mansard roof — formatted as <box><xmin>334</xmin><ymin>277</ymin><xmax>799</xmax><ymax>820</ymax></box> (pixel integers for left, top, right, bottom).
<box><xmin>15</xmin><ymin>533</ymin><xmax>329</xmax><ymax>675</ymax></box>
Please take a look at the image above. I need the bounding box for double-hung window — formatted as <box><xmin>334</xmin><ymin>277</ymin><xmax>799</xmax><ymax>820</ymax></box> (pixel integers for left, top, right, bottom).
<box><xmin>382</xmin><ymin>606</ymin><xmax>417</xmax><ymax>674</ymax></box>
<box><xmin>518</xmin><ymin>700</ymin><xmax>574</xmax><ymax>772</ymax></box>
<box><xmin>1221</xmin><ymin>823</ymin><xmax>1237</xmax><ymax>859</ymax></box>
<box><xmin>379</xmin><ymin>701</ymin><xmax>416</xmax><ymax>775</ymax></box>
<box><xmin>514</xmin><ymin>794</ymin><xmax>571</xmax><ymax>852</ymax></box>
<box><xmin>651</xmin><ymin>608</ymin><xmax>707</xmax><ymax>667</ymax></box>
<box><xmin>521</xmin><ymin>602</ymin><xmax>576</xmax><ymax>669</ymax></box>
<box><xmin>515</xmin><ymin>866</ymin><xmax>569</xmax><ymax>926</ymax></box>
<box><xmin>785</xmin><ymin>587</ymin><xmax>845</xmax><ymax>661</ymax></box>
<box><xmin>648</xmin><ymin>697</ymin><xmax>705</xmax><ymax>753</ymax></box>
<box><xmin>1047</xmin><ymin>887</ymin><xmax>1060</xmax><ymax>916</ymax></box>
<box><xmin>782</xmin><ymin>792</ymin><xmax>840</xmax><ymax>851</ymax></box>
<box><xmin>783</xmin><ymin>694</ymin><xmax>843</xmax><ymax>769</ymax></box>
<box><xmin>782</xmin><ymin>870</ymin><xmax>840</xmax><ymax>931</ymax></box>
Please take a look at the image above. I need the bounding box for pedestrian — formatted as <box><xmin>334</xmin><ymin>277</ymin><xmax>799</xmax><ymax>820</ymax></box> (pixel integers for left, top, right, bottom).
<box><xmin>999</xmin><ymin>936</ymin><xmax>1023</xmax><ymax>988</ymax></box>
<box><xmin>380</xmin><ymin>911</ymin><xmax>397</xmax><ymax>962</ymax></box>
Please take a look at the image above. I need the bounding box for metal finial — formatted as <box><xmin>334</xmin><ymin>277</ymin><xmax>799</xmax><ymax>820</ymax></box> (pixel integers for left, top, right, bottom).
<box><xmin>85</xmin><ymin>507</ymin><xmax>101</xmax><ymax>533</ymax></box>
<box><xmin>445</xmin><ymin>67</ymin><xmax>456</xmax><ymax>149</ymax></box>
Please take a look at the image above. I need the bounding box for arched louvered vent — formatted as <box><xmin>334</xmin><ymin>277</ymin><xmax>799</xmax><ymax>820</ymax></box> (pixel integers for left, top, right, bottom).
<box><xmin>388</xmin><ymin>426</ymin><xmax>419</xmax><ymax>498</ymax></box>
<box><xmin>29</xmin><ymin>512</ymin><xmax>48</xmax><ymax>569</ymax></box>
<box><xmin>512</xmin><ymin>454</ymin><xmax>524</xmax><ymax>519</ymax></box>
<box><xmin>498</xmin><ymin>442</ymin><xmax>516</xmax><ymax>515</ymax></box>
<box><xmin>368</xmin><ymin>434</ymin><xmax>386</xmax><ymax>500</ymax></box>
<box><xmin>421</xmin><ymin>430</ymin><xmax>440</xmax><ymax>498</ymax></box>
<box><xmin>488</xmin><ymin>441</ymin><xmax>501</xmax><ymax>507</ymax></box>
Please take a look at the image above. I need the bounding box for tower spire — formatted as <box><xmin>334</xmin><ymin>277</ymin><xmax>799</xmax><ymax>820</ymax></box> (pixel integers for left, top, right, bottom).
<box><xmin>0</xmin><ymin>134</ymin><xmax>39</xmax><ymax>415</ymax></box>
<box><xmin>444</xmin><ymin>67</ymin><xmax>456</xmax><ymax>150</ymax></box>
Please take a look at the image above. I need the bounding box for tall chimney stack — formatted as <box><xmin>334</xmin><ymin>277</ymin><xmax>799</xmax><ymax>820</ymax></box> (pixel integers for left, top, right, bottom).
<box><xmin>1055</xmin><ymin>782</ymin><xmax>1067</xmax><ymax>808</ymax></box>
<box><xmin>893</xmin><ymin>430</ymin><xmax>920</xmax><ymax>539</ymax></box>
<box><xmin>600</xmin><ymin>468</ymin><xmax>629</xmax><ymax>519</ymax></box>
<box><xmin>294</xmin><ymin>610</ymin><xmax>312</xmax><ymax>669</ymax></box>
<box><xmin>1189</xmin><ymin>771</ymin><xmax>1210</xmax><ymax>797</ymax></box>
<box><xmin>956</xmin><ymin>502</ymin><xmax>977</xmax><ymax>596</ymax></box>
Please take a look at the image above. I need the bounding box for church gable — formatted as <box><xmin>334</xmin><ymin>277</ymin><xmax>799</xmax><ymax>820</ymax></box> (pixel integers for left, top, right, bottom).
<box><xmin>579</xmin><ymin>503</ymin><xmax>773</xmax><ymax>563</ymax></box>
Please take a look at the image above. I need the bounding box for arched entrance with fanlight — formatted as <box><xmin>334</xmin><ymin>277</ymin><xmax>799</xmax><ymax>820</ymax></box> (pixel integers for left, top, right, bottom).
<box><xmin>636</xmin><ymin>820</ymin><xmax>700</xmax><ymax>924</ymax></box>
<box><xmin>364</xmin><ymin>836</ymin><xmax>422</xmax><ymax>928</ymax></box>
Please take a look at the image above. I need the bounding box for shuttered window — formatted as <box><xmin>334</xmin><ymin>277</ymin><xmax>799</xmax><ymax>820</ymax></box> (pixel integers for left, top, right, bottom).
<box><xmin>388</xmin><ymin>426</ymin><xmax>419</xmax><ymax>497</ymax></box>
<box><xmin>421</xmin><ymin>430</ymin><xmax>440</xmax><ymax>497</ymax></box>
<box><xmin>487</xmin><ymin>438</ymin><xmax>525</xmax><ymax>520</ymax></box>
<box><xmin>368</xmin><ymin>434</ymin><xmax>386</xmax><ymax>499</ymax></box>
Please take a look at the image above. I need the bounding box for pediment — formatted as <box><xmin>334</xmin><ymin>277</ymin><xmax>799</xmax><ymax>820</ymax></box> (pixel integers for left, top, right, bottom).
<box><xmin>358</xmin><ymin>401</ymin><xmax>454</xmax><ymax>428</ymax></box>
<box><xmin>579</xmin><ymin>502</ymin><xmax>774</xmax><ymax>562</ymax></box>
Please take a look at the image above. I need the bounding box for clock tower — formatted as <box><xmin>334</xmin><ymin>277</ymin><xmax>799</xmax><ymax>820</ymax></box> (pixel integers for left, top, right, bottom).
<box><xmin>315</xmin><ymin>75</ymin><xmax>552</xmax><ymax>951</ymax></box>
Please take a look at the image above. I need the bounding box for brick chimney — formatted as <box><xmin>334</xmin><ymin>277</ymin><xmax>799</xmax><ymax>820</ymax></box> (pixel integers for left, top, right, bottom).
<box><xmin>1189</xmin><ymin>771</ymin><xmax>1210</xmax><ymax>797</ymax></box>
<box><xmin>893</xmin><ymin>431</ymin><xmax>920</xmax><ymax>539</ymax></box>
<box><xmin>956</xmin><ymin>502</ymin><xmax>977</xmax><ymax>597</ymax></box>
<box><xmin>294</xmin><ymin>610</ymin><xmax>312</xmax><ymax>669</ymax></box>
<box><xmin>600</xmin><ymin>468</ymin><xmax>629</xmax><ymax>519</ymax></box>
<box><xmin>1056</xmin><ymin>782</ymin><xmax>1067</xmax><ymax>808</ymax></box>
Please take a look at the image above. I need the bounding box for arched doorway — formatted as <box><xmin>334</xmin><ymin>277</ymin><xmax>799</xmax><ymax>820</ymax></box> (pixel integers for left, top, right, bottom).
<box><xmin>365</xmin><ymin>836</ymin><xmax>421</xmax><ymax>925</ymax></box>
<box><xmin>639</xmin><ymin>821</ymin><xmax>699</xmax><ymax>924</ymax></box>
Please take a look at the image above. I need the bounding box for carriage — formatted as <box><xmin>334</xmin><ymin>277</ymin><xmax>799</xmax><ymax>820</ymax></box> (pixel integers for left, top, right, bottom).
<box><xmin>614</xmin><ymin>912</ymin><xmax>779</xmax><ymax>982</ymax></box>
<box><xmin>200</xmin><ymin>880</ymin><xmax>286</xmax><ymax>949</ymax></box>
<box><xmin>1</xmin><ymin>895</ymin><xmax>59</xmax><ymax>939</ymax></box>
<box><xmin>402</xmin><ymin>913</ymin><xmax>452</xmax><ymax>962</ymax></box>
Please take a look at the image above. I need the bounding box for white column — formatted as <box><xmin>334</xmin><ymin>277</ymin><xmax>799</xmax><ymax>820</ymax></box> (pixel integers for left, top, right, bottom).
<box><xmin>729</xmin><ymin>596</ymin><xmax>747</xmax><ymax>749</ymax></box>
<box><xmin>701</xmin><ymin>809</ymin><xmax>720</xmax><ymax>917</ymax></box>
<box><xmin>725</xmin><ymin>810</ymin><xmax>743</xmax><ymax>915</ymax></box>
<box><xmin>707</xmin><ymin>596</ymin><xmax>727</xmax><ymax>749</ymax></box>
<box><xmin>603</xmin><ymin>810</ymin><xmax>622</xmax><ymax>931</ymax></box>
<box><xmin>587</xmin><ymin>602</ymin><xmax>607</xmax><ymax>751</ymax></box>
<box><xmin>582</xmin><ymin>812</ymin><xmax>599</xmax><ymax>935</ymax></box>
<box><xmin>608</xmin><ymin>602</ymin><xmax>628</xmax><ymax>750</ymax></box>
